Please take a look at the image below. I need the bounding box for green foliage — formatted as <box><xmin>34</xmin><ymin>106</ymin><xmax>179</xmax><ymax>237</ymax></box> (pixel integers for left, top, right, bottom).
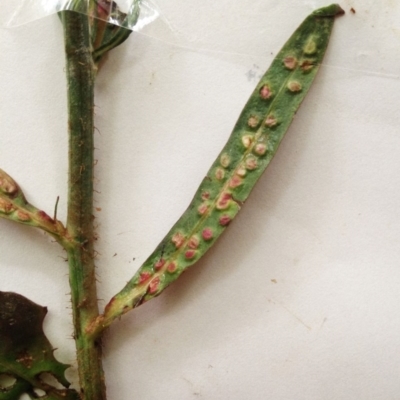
<box><xmin>1</xmin><ymin>3</ymin><xmax>343</xmax><ymax>398</ymax></box>
<box><xmin>0</xmin><ymin>292</ymin><xmax>79</xmax><ymax>400</ymax></box>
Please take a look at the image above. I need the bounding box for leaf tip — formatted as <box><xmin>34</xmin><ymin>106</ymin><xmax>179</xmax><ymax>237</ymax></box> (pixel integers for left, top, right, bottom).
<box><xmin>312</xmin><ymin>4</ymin><xmax>345</xmax><ymax>18</ymax></box>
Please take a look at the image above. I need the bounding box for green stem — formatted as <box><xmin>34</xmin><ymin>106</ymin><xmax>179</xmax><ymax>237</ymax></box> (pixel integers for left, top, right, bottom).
<box><xmin>66</xmin><ymin>246</ymin><xmax>105</xmax><ymax>400</ymax></box>
<box><xmin>62</xmin><ymin>10</ymin><xmax>106</xmax><ymax>400</ymax></box>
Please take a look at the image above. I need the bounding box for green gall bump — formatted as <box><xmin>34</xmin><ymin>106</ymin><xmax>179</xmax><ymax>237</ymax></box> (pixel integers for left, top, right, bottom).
<box><xmin>242</xmin><ymin>135</ymin><xmax>254</xmax><ymax>149</ymax></box>
<box><xmin>259</xmin><ymin>85</ymin><xmax>272</xmax><ymax>100</ymax></box>
<box><xmin>304</xmin><ymin>38</ymin><xmax>317</xmax><ymax>55</ymax></box>
<box><xmin>248</xmin><ymin>115</ymin><xmax>260</xmax><ymax>128</ymax></box>
<box><xmin>236</xmin><ymin>164</ymin><xmax>247</xmax><ymax>177</ymax></box>
<box><xmin>287</xmin><ymin>81</ymin><xmax>302</xmax><ymax>92</ymax></box>
<box><xmin>220</xmin><ymin>153</ymin><xmax>231</xmax><ymax>168</ymax></box>
<box><xmin>254</xmin><ymin>143</ymin><xmax>267</xmax><ymax>156</ymax></box>
<box><xmin>283</xmin><ymin>56</ymin><xmax>298</xmax><ymax>70</ymax></box>
<box><xmin>264</xmin><ymin>115</ymin><xmax>278</xmax><ymax>127</ymax></box>
<box><xmin>245</xmin><ymin>155</ymin><xmax>258</xmax><ymax>170</ymax></box>
<box><xmin>215</xmin><ymin>167</ymin><xmax>225</xmax><ymax>180</ymax></box>
<box><xmin>171</xmin><ymin>232</ymin><xmax>185</xmax><ymax>248</ymax></box>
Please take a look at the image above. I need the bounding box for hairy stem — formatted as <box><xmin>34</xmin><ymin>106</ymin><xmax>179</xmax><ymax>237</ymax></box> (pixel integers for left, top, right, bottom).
<box><xmin>62</xmin><ymin>10</ymin><xmax>106</xmax><ymax>400</ymax></box>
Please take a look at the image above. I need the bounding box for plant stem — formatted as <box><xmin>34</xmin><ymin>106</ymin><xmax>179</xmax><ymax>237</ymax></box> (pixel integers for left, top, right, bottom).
<box><xmin>62</xmin><ymin>10</ymin><xmax>106</xmax><ymax>400</ymax></box>
<box><xmin>66</xmin><ymin>246</ymin><xmax>105</xmax><ymax>400</ymax></box>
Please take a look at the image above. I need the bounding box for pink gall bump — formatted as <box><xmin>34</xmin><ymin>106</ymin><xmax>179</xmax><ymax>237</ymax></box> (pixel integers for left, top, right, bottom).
<box><xmin>287</xmin><ymin>81</ymin><xmax>302</xmax><ymax>92</ymax></box>
<box><xmin>216</xmin><ymin>192</ymin><xmax>232</xmax><ymax>210</ymax></box>
<box><xmin>220</xmin><ymin>153</ymin><xmax>231</xmax><ymax>168</ymax></box>
<box><xmin>201</xmin><ymin>191</ymin><xmax>210</xmax><ymax>200</ymax></box>
<box><xmin>247</xmin><ymin>116</ymin><xmax>259</xmax><ymax>128</ymax></box>
<box><xmin>219</xmin><ymin>215</ymin><xmax>231</xmax><ymax>226</ymax></box>
<box><xmin>0</xmin><ymin>171</ymin><xmax>18</xmax><ymax>195</ymax></box>
<box><xmin>198</xmin><ymin>203</ymin><xmax>209</xmax><ymax>216</ymax></box>
<box><xmin>254</xmin><ymin>143</ymin><xmax>267</xmax><ymax>156</ymax></box>
<box><xmin>38</xmin><ymin>210</ymin><xmax>53</xmax><ymax>223</ymax></box>
<box><xmin>138</xmin><ymin>271</ymin><xmax>152</xmax><ymax>284</ymax></box>
<box><xmin>171</xmin><ymin>232</ymin><xmax>185</xmax><ymax>248</ymax></box>
<box><xmin>167</xmin><ymin>262</ymin><xmax>177</xmax><ymax>273</ymax></box>
<box><xmin>215</xmin><ymin>168</ymin><xmax>225</xmax><ymax>181</ymax></box>
<box><xmin>188</xmin><ymin>236</ymin><xmax>200</xmax><ymax>249</ymax></box>
<box><xmin>241</xmin><ymin>135</ymin><xmax>253</xmax><ymax>149</ymax></box>
<box><xmin>301</xmin><ymin>60</ymin><xmax>314</xmax><ymax>72</ymax></box>
<box><xmin>283</xmin><ymin>56</ymin><xmax>298</xmax><ymax>70</ymax></box>
<box><xmin>202</xmin><ymin>228</ymin><xmax>213</xmax><ymax>241</ymax></box>
<box><xmin>0</xmin><ymin>180</ymin><xmax>17</xmax><ymax>195</ymax></box>
<box><xmin>185</xmin><ymin>250</ymin><xmax>196</xmax><ymax>260</ymax></box>
<box><xmin>264</xmin><ymin>115</ymin><xmax>277</xmax><ymax>127</ymax></box>
<box><xmin>245</xmin><ymin>155</ymin><xmax>258</xmax><ymax>171</ymax></box>
<box><xmin>229</xmin><ymin>175</ymin><xmax>243</xmax><ymax>189</ymax></box>
<box><xmin>149</xmin><ymin>277</ymin><xmax>160</xmax><ymax>294</ymax></box>
<box><xmin>154</xmin><ymin>258</ymin><xmax>166</xmax><ymax>271</ymax></box>
<box><xmin>259</xmin><ymin>85</ymin><xmax>272</xmax><ymax>100</ymax></box>
<box><xmin>17</xmin><ymin>211</ymin><xmax>31</xmax><ymax>222</ymax></box>
<box><xmin>0</xmin><ymin>198</ymin><xmax>14</xmax><ymax>214</ymax></box>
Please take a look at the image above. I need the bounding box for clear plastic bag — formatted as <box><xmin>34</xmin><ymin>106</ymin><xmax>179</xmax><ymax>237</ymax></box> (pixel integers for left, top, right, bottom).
<box><xmin>3</xmin><ymin>0</ymin><xmax>160</xmax><ymax>31</ymax></box>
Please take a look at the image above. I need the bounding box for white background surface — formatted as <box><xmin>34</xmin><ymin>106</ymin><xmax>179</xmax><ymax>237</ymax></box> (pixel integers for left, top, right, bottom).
<box><xmin>1</xmin><ymin>0</ymin><xmax>400</xmax><ymax>399</ymax></box>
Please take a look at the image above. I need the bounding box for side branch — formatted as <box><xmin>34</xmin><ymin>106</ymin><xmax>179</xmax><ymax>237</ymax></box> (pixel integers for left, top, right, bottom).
<box><xmin>0</xmin><ymin>168</ymin><xmax>67</xmax><ymax>243</ymax></box>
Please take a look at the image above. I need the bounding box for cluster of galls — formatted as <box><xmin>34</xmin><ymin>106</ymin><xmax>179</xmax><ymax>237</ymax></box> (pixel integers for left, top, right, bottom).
<box><xmin>0</xmin><ymin>168</ymin><xmax>66</xmax><ymax>238</ymax></box>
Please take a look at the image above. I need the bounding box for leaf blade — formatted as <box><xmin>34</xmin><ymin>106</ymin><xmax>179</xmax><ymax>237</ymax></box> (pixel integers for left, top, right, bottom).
<box><xmin>100</xmin><ymin>4</ymin><xmax>344</xmax><ymax>329</ymax></box>
<box><xmin>0</xmin><ymin>292</ymin><xmax>79</xmax><ymax>400</ymax></box>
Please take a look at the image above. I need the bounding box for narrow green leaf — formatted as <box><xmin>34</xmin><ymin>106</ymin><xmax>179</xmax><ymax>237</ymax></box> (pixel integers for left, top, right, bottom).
<box><xmin>100</xmin><ymin>4</ymin><xmax>344</xmax><ymax>328</ymax></box>
<box><xmin>92</xmin><ymin>0</ymin><xmax>141</xmax><ymax>64</ymax></box>
<box><xmin>0</xmin><ymin>292</ymin><xmax>79</xmax><ymax>400</ymax></box>
<box><xmin>92</xmin><ymin>24</ymin><xmax>133</xmax><ymax>65</ymax></box>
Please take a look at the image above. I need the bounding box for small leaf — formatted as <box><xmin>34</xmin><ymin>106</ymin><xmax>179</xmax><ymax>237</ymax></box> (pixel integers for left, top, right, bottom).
<box><xmin>0</xmin><ymin>292</ymin><xmax>79</xmax><ymax>400</ymax></box>
<box><xmin>0</xmin><ymin>169</ymin><xmax>67</xmax><ymax>240</ymax></box>
<box><xmin>91</xmin><ymin>0</ymin><xmax>141</xmax><ymax>64</ymax></box>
